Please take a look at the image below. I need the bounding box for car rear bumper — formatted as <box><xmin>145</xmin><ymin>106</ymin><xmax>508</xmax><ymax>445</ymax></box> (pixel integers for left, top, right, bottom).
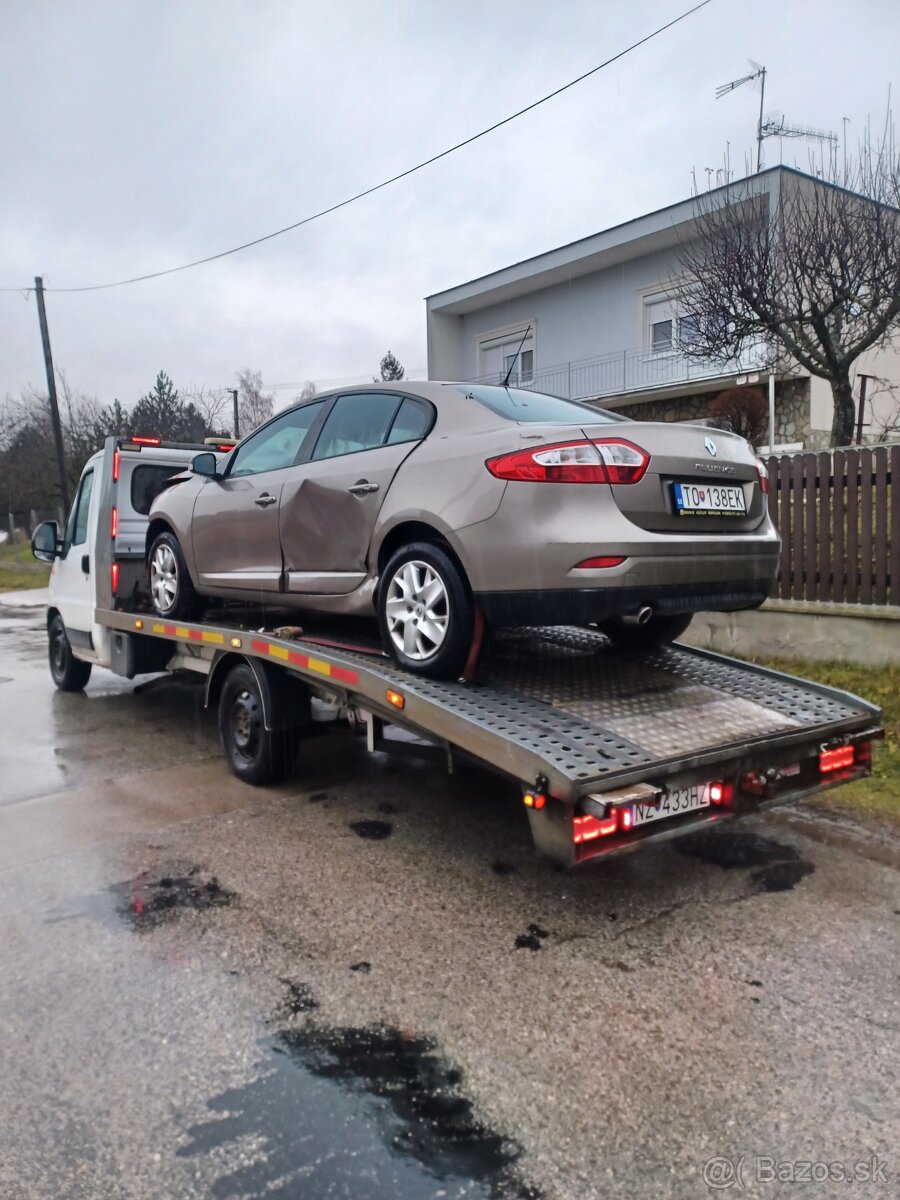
<box><xmin>476</xmin><ymin>579</ymin><xmax>773</xmax><ymax>625</ymax></box>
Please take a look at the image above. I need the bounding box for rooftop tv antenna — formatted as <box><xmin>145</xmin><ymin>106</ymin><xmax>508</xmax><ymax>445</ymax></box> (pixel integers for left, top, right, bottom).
<box><xmin>759</xmin><ymin>114</ymin><xmax>839</xmax><ymax>149</ymax></box>
<box><xmin>716</xmin><ymin>61</ymin><xmax>767</xmax><ymax>172</ymax></box>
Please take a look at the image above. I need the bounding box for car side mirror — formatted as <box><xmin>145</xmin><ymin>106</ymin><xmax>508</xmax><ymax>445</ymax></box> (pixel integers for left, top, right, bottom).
<box><xmin>32</xmin><ymin>520</ymin><xmax>61</xmax><ymax>563</ymax></box>
<box><xmin>191</xmin><ymin>452</ymin><xmax>220</xmax><ymax>479</ymax></box>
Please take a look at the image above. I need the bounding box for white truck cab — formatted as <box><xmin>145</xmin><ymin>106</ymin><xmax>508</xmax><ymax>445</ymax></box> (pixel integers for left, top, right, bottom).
<box><xmin>32</xmin><ymin>435</ymin><xmax>233</xmax><ymax>688</ymax></box>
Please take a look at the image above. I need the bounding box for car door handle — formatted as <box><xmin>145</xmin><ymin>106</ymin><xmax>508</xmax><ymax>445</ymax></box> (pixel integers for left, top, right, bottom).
<box><xmin>348</xmin><ymin>481</ymin><xmax>379</xmax><ymax>496</ymax></box>
<box><xmin>254</xmin><ymin>493</ymin><xmax>277</xmax><ymax>507</ymax></box>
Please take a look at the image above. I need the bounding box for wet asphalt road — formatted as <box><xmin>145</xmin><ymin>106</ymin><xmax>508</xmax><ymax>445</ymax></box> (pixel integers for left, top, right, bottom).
<box><xmin>0</xmin><ymin>597</ymin><xmax>898</xmax><ymax>1200</ymax></box>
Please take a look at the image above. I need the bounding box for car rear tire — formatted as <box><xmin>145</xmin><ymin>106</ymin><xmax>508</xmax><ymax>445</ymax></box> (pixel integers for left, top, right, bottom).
<box><xmin>377</xmin><ymin>542</ymin><xmax>474</xmax><ymax>680</ymax></box>
<box><xmin>600</xmin><ymin>612</ymin><xmax>694</xmax><ymax>649</ymax></box>
<box><xmin>48</xmin><ymin>613</ymin><xmax>92</xmax><ymax>691</ymax></box>
<box><xmin>217</xmin><ymin>663</ymin><xmax>299</xmax><ymax>785</ymax></box>
<box><xmin>148</xmin><ymin>530</ymin><xmax>201</xmax><ymax>621</ymax></box>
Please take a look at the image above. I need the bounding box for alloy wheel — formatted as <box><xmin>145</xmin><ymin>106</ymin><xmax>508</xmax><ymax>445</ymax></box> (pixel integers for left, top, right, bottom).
<box><xmin>150</xmin><ymin>542</ymin><xmax>178</xmax><ymax>612</ymax></box>
<box><xmin>384</xmin><ymin>559</ymin><xmax>450</xmax><ymax>661</ymax></box>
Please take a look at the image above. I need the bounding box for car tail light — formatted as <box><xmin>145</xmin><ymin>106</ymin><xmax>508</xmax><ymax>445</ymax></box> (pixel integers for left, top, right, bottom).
<box><xmin>573</xmin><ymin>556</ymin><xmax>626</xmax><ymax>569</ymax></box>
<box><xmin>486</xmin><ymin>439</ymin><xmax>649</xmax><ymax>485</ymax></box>
<box><xmin>755</xmin><ymin>457</ymin><xmax>770</xmax><ymax>494</ymax></box>
<box><xmin>819</xmin><ymin>744</ymin><xmax>855</xmax><ymax>773</ymax></box>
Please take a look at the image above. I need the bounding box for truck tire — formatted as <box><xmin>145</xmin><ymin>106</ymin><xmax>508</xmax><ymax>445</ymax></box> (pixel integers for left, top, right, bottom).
<box><xmin>217</xmin><ymin>662</ymin><xmax>298</xmax><ymax>785</ymax></box>
<box><xmin>600</xmin><ymin>612</ymin><xmax>694</xmax><ymax>650</ymax></box>
<box><xmin>148</xmin><ymin>530</ymin><xmax>201</xmax><ymax>621</ymax></box>
<box><xmin>48</xmin><ymin>613</ymin><xmax>93</xmax><ymax>691</ymax></box>
<box><xmin>377</xmin><ymin>541</ymin><xmax>474</xmax><ymax>680</ymax></box>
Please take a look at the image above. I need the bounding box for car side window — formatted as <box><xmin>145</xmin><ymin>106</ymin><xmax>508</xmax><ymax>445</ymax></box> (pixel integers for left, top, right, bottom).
<box><xmin>65</xmin><ymin>470</ymin><xmax>94</xmax><ymax>551</ymax></box>
<box><xmin>386</xmin><ymin>397</ymin><xmax>433</xmax><ymax>445</ymax></box>
<box><xmin>229</xmin><ymin>402</ymin><xmax>324</xmax><ymax>477</ymax></box>
<box><xmin>311</xmin><ymin>392</ymin><xmax>402</xmax><ymax>461</ymax></box>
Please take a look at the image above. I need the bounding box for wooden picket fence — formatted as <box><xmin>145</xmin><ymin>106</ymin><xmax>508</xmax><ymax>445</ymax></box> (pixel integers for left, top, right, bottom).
<box><xmin>763</xmin><ymin>444</ymin><xmax>899</xmax><ymax>606</ymax></box>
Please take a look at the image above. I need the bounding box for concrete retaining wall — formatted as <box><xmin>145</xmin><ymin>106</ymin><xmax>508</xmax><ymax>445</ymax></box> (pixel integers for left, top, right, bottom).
<box><xmin>683</xmin><ymin>600</ymin><xmax>900</xmax><ymax>667</ymax></box>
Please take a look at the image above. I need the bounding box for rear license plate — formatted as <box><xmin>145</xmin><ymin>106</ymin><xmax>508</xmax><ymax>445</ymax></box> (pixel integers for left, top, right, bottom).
<box><xmin>673</xmin><ymin>481</ymin><xmax>746</xmax><ymax>515</ymax></box>
<box><xmin>631</xmin><ymin>785</ymin><xmax>710</xmax><ymax>827</ymax></box>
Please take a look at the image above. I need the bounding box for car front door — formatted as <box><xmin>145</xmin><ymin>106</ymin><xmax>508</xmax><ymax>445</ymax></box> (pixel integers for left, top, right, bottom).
<box><xmin>280</xmin><ymin>393</ymin><xmax>432</xmax><ymax>595</ymax></box>
<box><xmin>191</xmin><ymin>401</ymin><xmax>325</xmax><ymax>592</ymax></box>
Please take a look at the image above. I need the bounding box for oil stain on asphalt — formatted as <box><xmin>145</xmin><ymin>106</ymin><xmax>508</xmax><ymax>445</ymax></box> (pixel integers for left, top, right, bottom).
<box><xmin>178</xmin><ymin>1024</ymin><xmax>541</xmax><ymax>1199</ymax></box>
<box><xmin>349</xmin><ymin>819</ymin><xmax>393</xmax><ymax>840</ymax></box>
<box><xmin>110</xmin><ymin>868</ymin><xmax>236</xmax><ymax>932</ymax></box>
<box><xmin>676</xmin><ymin>829</ymin><xmax>815</xmax><ymax>891</ymax></box>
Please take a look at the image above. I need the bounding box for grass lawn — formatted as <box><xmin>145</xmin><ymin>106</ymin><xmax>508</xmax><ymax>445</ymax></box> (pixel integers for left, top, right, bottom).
<box><xmin>0</xmin><ymin>540</ymin><xmax>50</xmax><ymax>593</ymax></box>
<box><xmin>754</xmin><ymin>656</ymin><xmax>900</xmax><ymax>825</ymax></box>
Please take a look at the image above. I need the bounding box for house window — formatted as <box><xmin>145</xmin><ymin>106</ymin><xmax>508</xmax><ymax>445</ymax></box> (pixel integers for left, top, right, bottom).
<box><xmin>650</xmin><ymin>319</ymin><xmax>673</xmax><ymax>352</ymax></box>
<box><xmin>479</xmin><ymin>326</ymin><xmax>535</xmax><ymax>384</ymax></box>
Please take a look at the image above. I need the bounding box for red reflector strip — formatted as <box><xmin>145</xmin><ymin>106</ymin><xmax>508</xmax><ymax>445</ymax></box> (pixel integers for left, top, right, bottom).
<box><xmin>819</xmin><ymin>745</ymin><xmax>855</xmax><ymax>773</ymax></box>
<box><xmin>573</xmin><ymin>556</ymin><xmax>625</xmax><ymax>569</ymax></box>
<box><xmin>249</xmin><ymin>638</ymin><xmax>359</xmax><ymax>686</ymax></box>
<box><xmin>573</xmin><ymin>813</ymin><xmax>617</xmax><ymax>843</ymax></box>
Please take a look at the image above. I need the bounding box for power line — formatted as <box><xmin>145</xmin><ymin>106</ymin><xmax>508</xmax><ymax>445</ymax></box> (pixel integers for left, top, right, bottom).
<box><xmin>2</xmin><ymin>0</ymin><xmax>713</xmax><ymax>295</ymax></box>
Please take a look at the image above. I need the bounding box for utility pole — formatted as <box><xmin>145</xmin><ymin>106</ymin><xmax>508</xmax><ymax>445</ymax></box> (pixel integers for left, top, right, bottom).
<box><xmin>33</xmin><ymin>276</ymin><xmax>70</xmax><ymax>513</ymax></box>
<box><xmin>855</xmin><ymin>374</ymin><xmax>871</xmax><ymax>445</ymax></box>
<box><xmin>228</xmin><ymin>388</ymin><xmax>240</xmax><ymax>439</ymax></box>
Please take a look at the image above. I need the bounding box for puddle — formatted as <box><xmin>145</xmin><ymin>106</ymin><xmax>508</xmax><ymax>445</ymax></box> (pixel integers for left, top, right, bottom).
<box><xmin>110</xmin><ymin>868</ymin><xmax>236</xmax><ymax>931</ymax></box>
<box><xmin>350</xmin><ymin>819</ymin><xmax>393</xmax><ymax>840</ymax></box>
<box><xmin>676</xmin><ymin>829</ymin><xmax>801</xmax><ymax>869</ymax></box>
<box><xmin>179</xmin><ymin>1024</ymin><xmax>539</xmax><ymax>1198</ymax></box>
<box><xmin>751</xmin><ymin>861</ymin><xmax>816</xmax><ymax>892</ymax></box>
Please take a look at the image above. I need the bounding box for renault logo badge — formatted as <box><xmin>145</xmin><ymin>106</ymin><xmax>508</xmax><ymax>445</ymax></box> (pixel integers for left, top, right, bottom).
<box><xmin>704</xmin><ymin>436</ymin><xmax>718</xmax><ymax>457</ymax></box>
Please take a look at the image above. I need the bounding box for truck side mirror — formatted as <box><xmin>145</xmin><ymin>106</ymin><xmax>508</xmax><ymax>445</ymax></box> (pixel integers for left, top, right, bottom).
<box><xmin>191</xmin><ymin>452</ymin><xmax>220</xmax><ymax>479</ymax></box>
<box><xmin>32</xmin><ymin>520</ymin><xmax>61</xmax><ymax>563</ymax></box>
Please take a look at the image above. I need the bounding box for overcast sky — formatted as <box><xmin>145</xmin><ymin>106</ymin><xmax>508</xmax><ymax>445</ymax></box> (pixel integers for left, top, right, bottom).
<box><xmin>2</xmin><ymin>0</ymin><xmax>898</xmax><ymax>412</ymax></box>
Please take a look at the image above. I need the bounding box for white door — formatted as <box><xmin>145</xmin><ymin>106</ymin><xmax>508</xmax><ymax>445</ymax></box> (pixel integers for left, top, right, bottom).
<box><xmin>52</xmin><ymin>467</ymin><xmax>98</xmax><ymax>643</ymax></box>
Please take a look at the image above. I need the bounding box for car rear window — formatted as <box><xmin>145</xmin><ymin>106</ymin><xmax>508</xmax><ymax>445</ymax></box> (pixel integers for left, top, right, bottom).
<box><xmin>449</xmin><ymin>384</ymin><xmax>626</xmax><ymax>424</ymax></box>
<box><xmin>130</xmin><ymin>464</ymin><xmax>184</xmax><ymax>515</ymax></box>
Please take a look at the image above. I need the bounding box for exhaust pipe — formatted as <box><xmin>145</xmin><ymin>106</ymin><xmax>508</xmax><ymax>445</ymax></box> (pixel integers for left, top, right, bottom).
<box><xmin>620</xmin><ymin>605</ymin><xmax>653</xmax><ymax>627</ymax></box>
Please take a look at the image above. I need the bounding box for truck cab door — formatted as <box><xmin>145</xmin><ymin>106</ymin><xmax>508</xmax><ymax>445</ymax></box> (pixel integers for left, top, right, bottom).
<box><xmin>51</xmin><ymin>467</ymin><xmax>98</xmax><ymax>646</ymax></box>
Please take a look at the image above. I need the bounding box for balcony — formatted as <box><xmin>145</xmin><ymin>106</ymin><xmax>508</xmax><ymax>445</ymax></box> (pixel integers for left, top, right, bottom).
<box><xmin>468</xmin><ymin>340</ymin><xmax>769</xmax><ymax>403</ymax></box>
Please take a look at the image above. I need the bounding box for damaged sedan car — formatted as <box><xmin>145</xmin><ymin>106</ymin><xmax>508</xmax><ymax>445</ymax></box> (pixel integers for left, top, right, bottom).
<box><xmin>146</xmin><ymin>381</ymin><xmax>779</xmax><ymax>679</ymax></box>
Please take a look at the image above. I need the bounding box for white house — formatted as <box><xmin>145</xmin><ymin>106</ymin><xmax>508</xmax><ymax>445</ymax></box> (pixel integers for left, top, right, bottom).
<box><xmin>425</xmin><ymin>167</ymin><xmax>900</xmax><ymax>448</ymax></box>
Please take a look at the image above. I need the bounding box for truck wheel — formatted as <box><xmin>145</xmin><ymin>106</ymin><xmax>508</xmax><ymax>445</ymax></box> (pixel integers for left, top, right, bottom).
<box><xmin>149</xmin><ymin>531</ymin><xmax>200</xmax><ymax>621</ymax></box>
<box><xmin>48</xmin><ymin>613</ymin><xmax>92</xmax><ymax>691</ymax></box>
<box><xmin>217</xmin><ymin>663</ymin><xmax>298</xmax><ymax>785</ymax></box>
<box><xmin>600</xmin><ymin>612</ymin><xmax>694</xmax><ymax>649</ymax></box>
<box><xmin>377</xmin><ymin>542</ymin><xmax>474</xmax><ymax>680</ymax></box>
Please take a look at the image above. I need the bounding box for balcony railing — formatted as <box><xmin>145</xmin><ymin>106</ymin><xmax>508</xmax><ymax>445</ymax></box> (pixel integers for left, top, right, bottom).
<box><xmin>468</xmin><ymin>340</ymin><xmax>769</xmax><ymax>401</ymax></box>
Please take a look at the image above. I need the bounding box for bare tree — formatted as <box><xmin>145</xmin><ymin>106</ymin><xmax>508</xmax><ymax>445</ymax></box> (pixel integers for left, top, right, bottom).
<box><xmin>298</xmin><ymin>381</ymin><xmax>317</xmax><ymax>401</ymax></box>
<box><xmin>677</xmin><ymin>126</ymin><xmax>900</xmax><ymax>446</ymax></box>
<box><xmin>862</xmin><ymin>375</ymin><xmax>900</xmax><ymax>441</ymax></box>
<box><xmin>710</xmin><ymin>386</ymin><xmax>769</xmax><ymax>445</ymax></box>
<box><xmin>184</xmin><ymin>385</ymin><xmax>232</xmax><ymax>436</ymax></box>
<box><xmin>236</xmin><ymin>369</ymin><xmax>275</xmax><ymax>433</ymax></box>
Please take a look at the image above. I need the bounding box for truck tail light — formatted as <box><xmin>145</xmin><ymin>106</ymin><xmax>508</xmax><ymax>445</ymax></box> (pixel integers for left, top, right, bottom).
<box><xmin>573</xmin><ymin>812</ymin><xmax>617</xmax><ymax>843</ymax></box>
<box><xmin>131</xmin><ymin>435</ymin><xmax>161</xmax><ymax>446</ymax></box>
<box><xmin>486</xmin><ymin>439</ymin><xmax>649</xmax><ymax>485</ymax></box>
<box><xmin>112</xmin><ymin>450</ymin><xmax>120</xmax><ymax>482</ymax></box>
<box><xmin>819</xmin><ymin>745</ymin><xmax>855</xmax><ymax>773</ymax></box>
<box><xmin>111</xmin><ymin>562</ymin><xmax>119</xmax><ymax>595</ymax></box>
<box><xmin>110</xmin><ymin>507</ymin><xmax>118</xmax><ymax>538</ymax></box>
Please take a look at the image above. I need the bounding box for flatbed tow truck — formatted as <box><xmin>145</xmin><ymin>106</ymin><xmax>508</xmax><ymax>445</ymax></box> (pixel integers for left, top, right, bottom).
<box><xmin>34</xmin><ymin>436</ymin><xmax>883</xmax><ymax>869</ymax></box>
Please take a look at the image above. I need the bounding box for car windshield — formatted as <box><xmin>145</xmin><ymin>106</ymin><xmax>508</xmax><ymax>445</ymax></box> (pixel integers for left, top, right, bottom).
<box><xmin>449</xmin><ymin>384</ymin><xmax>626</xmax><ymax>424</ymax></box>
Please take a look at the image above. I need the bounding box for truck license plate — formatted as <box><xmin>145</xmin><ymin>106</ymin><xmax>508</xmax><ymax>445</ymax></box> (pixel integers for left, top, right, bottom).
<box><xmin>673</xmin><ymin>481</ymin><xmax>746</xmax><ymax>515</ymax></box>
<box><xmin>631</xmin><ymin>785</ymin><xmax>710</xmax><ymax>827</ymax></box>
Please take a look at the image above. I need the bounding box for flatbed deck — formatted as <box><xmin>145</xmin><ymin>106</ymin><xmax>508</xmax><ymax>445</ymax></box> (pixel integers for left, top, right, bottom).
<box><xmin>98</xmin><ymin>606</ymin><xmax>882</xmax><ymax>867</ymax></box>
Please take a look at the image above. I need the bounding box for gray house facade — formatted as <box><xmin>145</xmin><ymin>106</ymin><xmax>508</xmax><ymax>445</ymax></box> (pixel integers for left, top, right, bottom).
<box><xmin>425</xmin><ymin>168</ymin><xmax>898</xmax><ymax>448</ymax></box>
